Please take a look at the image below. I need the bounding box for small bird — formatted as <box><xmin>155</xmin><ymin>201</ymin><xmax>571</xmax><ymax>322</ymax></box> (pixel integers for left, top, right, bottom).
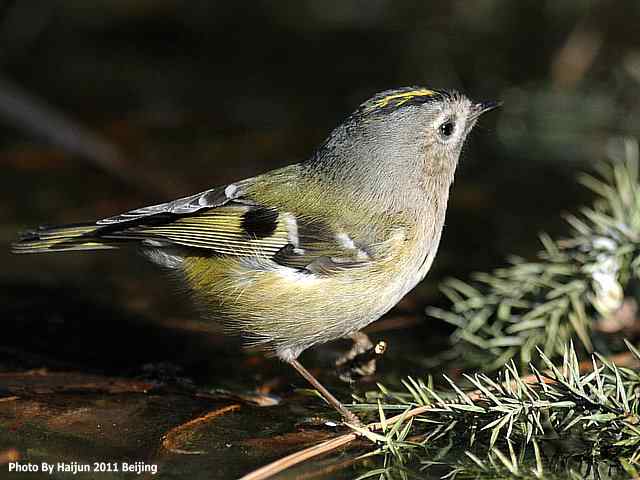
<box><xmin>13</xmin><ymin>87</ymin><xmax>499</xmax><ymax>425</ymax></box>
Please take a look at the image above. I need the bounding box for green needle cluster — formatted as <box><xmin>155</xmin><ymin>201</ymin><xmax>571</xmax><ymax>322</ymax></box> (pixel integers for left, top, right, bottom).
<box><xmin>429</xmin><ymin>139</ymin><xmax>640</xmax><ymax>369</ymax></box>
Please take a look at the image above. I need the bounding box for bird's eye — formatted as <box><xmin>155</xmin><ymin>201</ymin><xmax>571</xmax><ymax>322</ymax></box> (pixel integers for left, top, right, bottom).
<box><xmin>438</xmin><ymin>120</ymin><xmax>455</xmax><ymax>139</ymax></box>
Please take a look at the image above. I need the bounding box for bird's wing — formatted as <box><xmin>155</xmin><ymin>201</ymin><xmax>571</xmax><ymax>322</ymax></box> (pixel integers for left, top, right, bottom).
<box><xmin>95</xmin><ymin>176</ymin><xmax>391</xmax><ymax>272</ymax></box>
<box><xmin>15</xmin><ymin>164</ymin><xmax>404</xmax><ymax>264</ymax></box>
<box><xmin>97</xmin><ymin>184</ymin><xmax>235</xmax><ymax>225</ymax></box>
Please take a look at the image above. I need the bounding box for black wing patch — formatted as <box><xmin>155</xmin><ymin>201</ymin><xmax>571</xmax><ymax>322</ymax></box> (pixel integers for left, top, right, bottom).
<box><xmin>241</xmin><ymin>207</ymin><xmax>279</xmax><ymax>239</ymax></box>
<box><xmin>99</xmin><ymin>204</ymin><xmax>289</xmax><ymax>257</ymax></box>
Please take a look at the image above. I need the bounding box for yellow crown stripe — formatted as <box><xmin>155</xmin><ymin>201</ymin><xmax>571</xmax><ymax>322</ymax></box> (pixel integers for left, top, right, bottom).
<box><xmin>372</xmin><ymin>89</ymin><xmax>435</xmax><ymax>110</ymax></box>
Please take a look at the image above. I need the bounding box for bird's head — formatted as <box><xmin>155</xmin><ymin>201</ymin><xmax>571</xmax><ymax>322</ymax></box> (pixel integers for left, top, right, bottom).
<box><xmin>308</xmin><ymin>87</ymin><xmax>500</xmax><ymax>196</ymax></box>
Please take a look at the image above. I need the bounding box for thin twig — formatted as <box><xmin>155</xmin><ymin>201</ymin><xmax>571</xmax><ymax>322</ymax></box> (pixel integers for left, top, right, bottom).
<box><xmin>239</xmin><ymin>404</ymin><xmax>433</xmax><ymax>480</ymax></box>
<box><xmin>162</xmin><ymin>403</ymin><xmax>241</xmax><ymax>455</ymax></box>
<box><xmin>239</xmin><ymin>433</ymin><xmax>357</xmax><ymax>480</ymax></box>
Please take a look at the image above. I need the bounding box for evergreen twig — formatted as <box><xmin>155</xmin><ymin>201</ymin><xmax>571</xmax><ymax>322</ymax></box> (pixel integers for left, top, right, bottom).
<box><xmin>354</xmin><ymin>341</ymin><xmax>640</xmax><ymax>479</ymax></box>
<box><xmin>428</xmin><ymin>139</ymin><xmax>640</xmax><ymax>368</ymax></box>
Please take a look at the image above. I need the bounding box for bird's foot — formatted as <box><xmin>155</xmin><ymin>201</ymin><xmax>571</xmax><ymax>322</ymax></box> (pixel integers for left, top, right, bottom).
<box><xmin>336</xmin><ymin>332</ymin><xmax>387</xmax><ymax>383</ymax></box>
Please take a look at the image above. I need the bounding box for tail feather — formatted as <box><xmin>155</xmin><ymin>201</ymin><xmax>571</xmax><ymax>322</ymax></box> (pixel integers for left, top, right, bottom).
<box><xmin>12</xmin><ymin>223</ymin><xmax>120</xmax><ymax>254</ymax></box>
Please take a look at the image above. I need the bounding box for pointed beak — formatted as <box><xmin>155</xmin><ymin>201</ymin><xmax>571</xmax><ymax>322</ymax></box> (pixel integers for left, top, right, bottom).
<box><xmin>471</xmin><ymin>100</ymin><xmax>502</xmax><ymax>121</ymax></box>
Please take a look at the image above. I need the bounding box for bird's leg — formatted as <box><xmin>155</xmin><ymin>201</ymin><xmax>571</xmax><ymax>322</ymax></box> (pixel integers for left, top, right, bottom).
<box><xmin>289</xmin><ymin>358</ymin><xmax>362</xmax><ymax>427</ymax></box>
<box><xmin>336</xmin><ymin>331</ymin><xmax>386</xmax><ymax>383</ymax></box>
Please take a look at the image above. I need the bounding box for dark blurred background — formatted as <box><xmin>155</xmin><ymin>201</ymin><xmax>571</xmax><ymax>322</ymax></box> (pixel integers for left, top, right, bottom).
<box><xmin>1</xmin><ymin>0</ymin><xmax>640</xmax><ymax>407</ymax></box>
<box><xmin>1</xmin><ymin>1</ymin><xmax>640</xmax><ymax>477</ymax></box>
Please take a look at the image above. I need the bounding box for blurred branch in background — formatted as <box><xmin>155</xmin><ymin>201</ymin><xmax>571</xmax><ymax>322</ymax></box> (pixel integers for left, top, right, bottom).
<box><xmin>551</xmin><ymin>15</ymin><xmax>602</xmax><ymax>90</ymax></box>
<box><xmin>0</xmin><ymin>75</ymin><xmax>172</xmax><ymax>197</ymax></box>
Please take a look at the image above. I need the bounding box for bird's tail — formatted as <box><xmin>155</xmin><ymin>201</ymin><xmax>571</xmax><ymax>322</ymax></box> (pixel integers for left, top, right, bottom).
<box><xmin>12</xmin><ymin>223</ymin><xmax>120</xmax><ymax>254</ymax></box>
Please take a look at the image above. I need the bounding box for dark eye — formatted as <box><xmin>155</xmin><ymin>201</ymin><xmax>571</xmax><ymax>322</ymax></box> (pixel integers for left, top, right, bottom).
<box><xmin>438</xmin><ymin>120</ymin><xmax>455</xmax><ymax>139</ymax></box>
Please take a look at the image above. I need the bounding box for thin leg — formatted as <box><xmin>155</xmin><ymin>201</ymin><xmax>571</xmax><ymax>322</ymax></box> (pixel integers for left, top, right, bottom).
<box><xmin>289</xmin><ymin>359</ymin><xmax>362</xmax><ymax>427</ymax></box>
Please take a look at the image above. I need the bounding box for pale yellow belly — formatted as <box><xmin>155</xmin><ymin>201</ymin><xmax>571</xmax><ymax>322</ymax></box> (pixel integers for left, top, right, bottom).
<box><xmin>180</xmin><ymin>229</ymin><xmax>436</xmax><ymax>361</ymax></box>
